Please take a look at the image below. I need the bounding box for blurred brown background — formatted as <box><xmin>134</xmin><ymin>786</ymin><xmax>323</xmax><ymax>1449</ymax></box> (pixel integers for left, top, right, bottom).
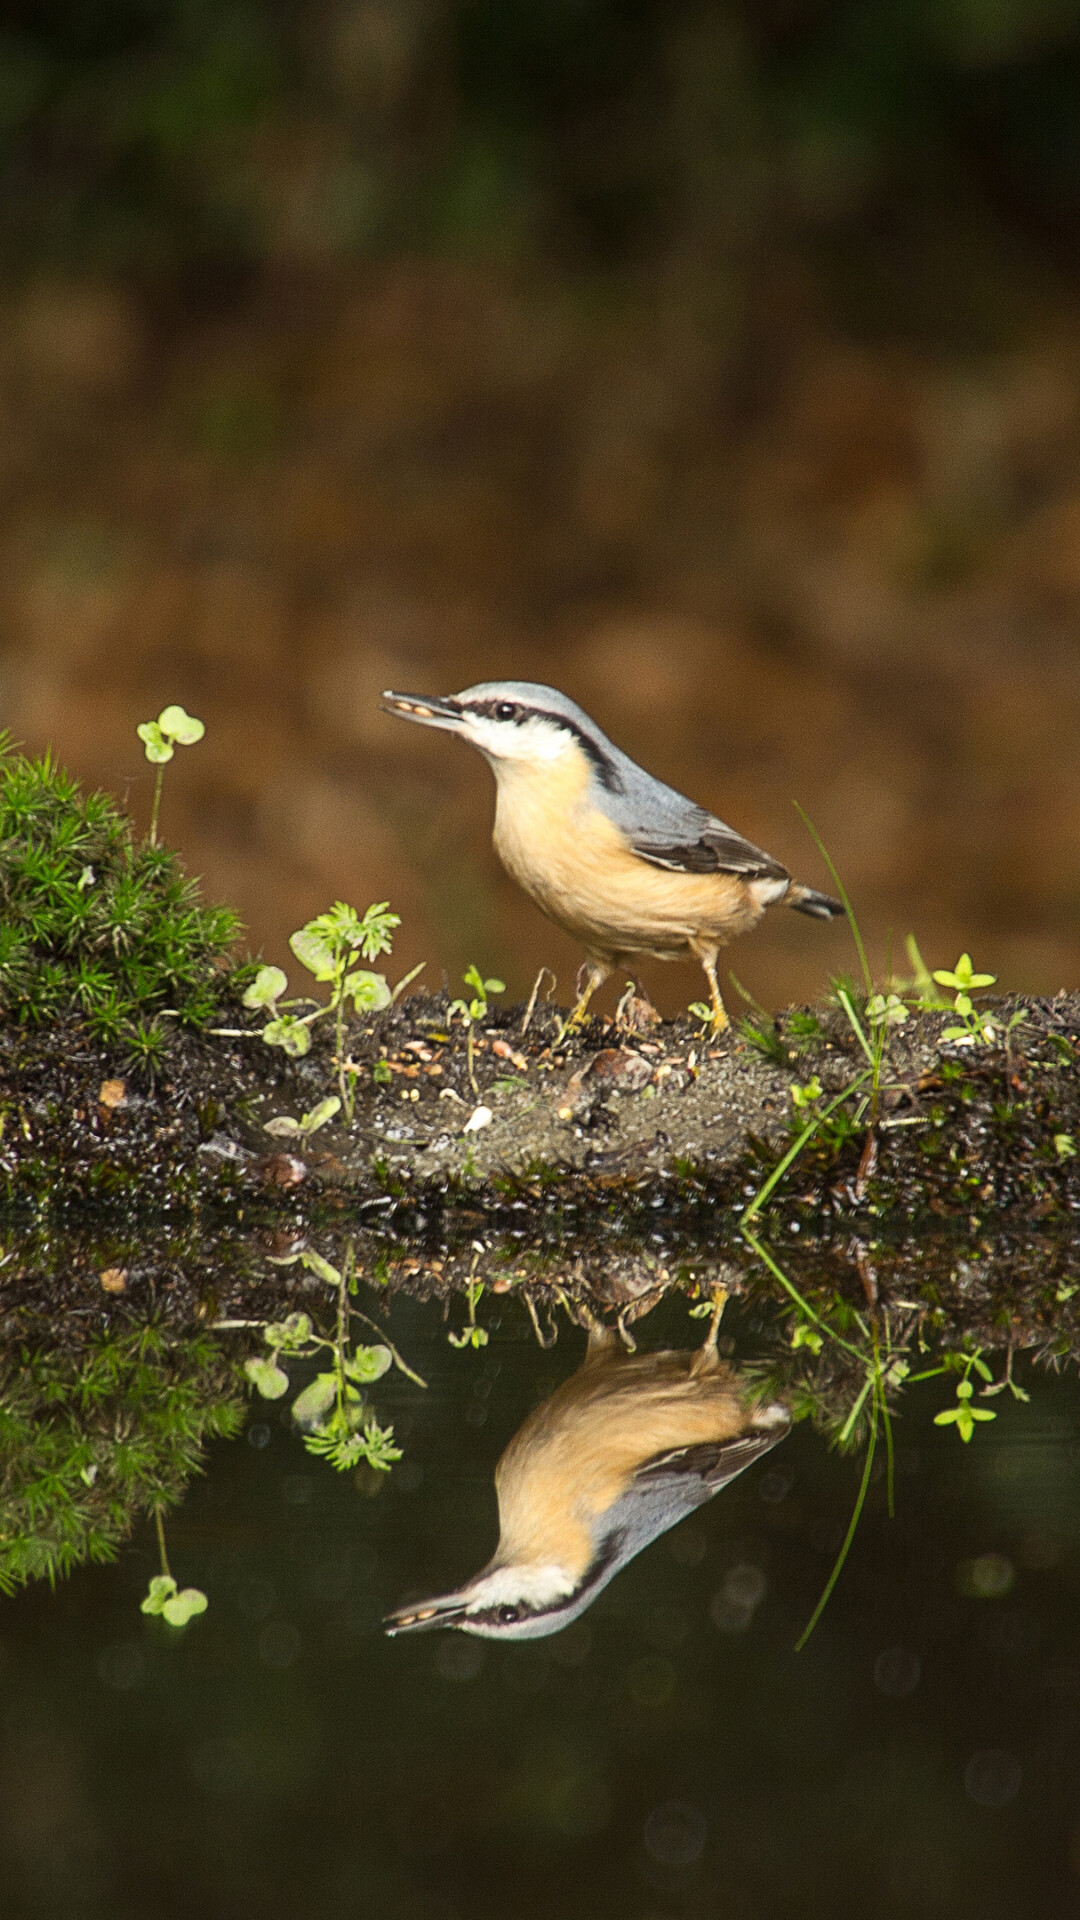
<box><xmin>3</xmin><ymin>0</ymin><xmax>1080</xmax><ymax>1014</ymax></box>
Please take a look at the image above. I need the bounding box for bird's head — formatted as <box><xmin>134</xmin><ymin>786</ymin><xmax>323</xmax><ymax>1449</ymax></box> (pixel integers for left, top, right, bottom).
<box><xmin>382</xmin><ymin>682</ymin><xmax>622</xmax><ymax>788</ymax></box>
<box><xmin>383</xmin><ymin>1558</ymin><xmax>599</xmax><ymax>1642</ymax></box>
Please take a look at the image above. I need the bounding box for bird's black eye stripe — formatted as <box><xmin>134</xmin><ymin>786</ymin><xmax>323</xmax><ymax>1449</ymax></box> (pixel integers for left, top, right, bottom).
<box><xmin>462</xmin><ymin>699</ymin><xmax>624</xmax><ymax>793</ymax></box>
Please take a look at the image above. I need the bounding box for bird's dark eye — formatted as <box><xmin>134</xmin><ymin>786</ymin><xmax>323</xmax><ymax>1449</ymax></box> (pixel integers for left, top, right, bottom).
<box><xmin>494</xmin><ymin>701</ymin><xmax>519</xmax><ymax>722</ymax></box>
<box><xmin>497</xmin><ymin>1605</ymin><xmax>518</xmax><ymax>1624</ymax></box>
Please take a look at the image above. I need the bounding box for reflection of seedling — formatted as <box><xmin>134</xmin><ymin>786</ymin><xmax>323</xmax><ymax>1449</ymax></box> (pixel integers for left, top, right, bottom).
<box><xmin>240</xmin><ymin>1248</ymin><xmax>423</xmax><ymax>1471</ymax></box>
<box><xmin>263</xmin><ymin>1096</ymin><xmax>340</xmax><ymax>1144</ymax></box>
<box><xmin>140</xmin><ymin>1507</ymin><xmax>207</xmax><ymax>1626</ymax></box>
<box><xmin>136</xmin><ymin>705</ymin><xmax>205</xmax><ymax>847</ymax></box>
<box><xmin>448</xmin><ymin>1279</ymin><xmax>488</xmax><ymax>1349</ymax></box>
<box><xmin>448</xmin><ymin>965</ymin><xmax>505</xmax><ymax>1094</ymax></box>
<box><xmin>929</xmin><ymin>1351</ymin><xmax>997</xmax><ymax>1441</ymax></box>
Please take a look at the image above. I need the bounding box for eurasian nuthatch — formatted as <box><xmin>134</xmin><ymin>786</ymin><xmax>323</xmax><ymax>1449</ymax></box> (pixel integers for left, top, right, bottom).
<box><xmin>384</xmin><ymin>1320</ymin><xmax>790</xmax><ymax>1642</ymax></box>
<box><xmin>382</xmin><ymin>681</ymin><xmax>841</xmax><ymax>1032</ymax></box>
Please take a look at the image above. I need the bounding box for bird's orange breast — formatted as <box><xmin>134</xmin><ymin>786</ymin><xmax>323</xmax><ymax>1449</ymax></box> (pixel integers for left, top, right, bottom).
<box><xmin>490</xmin><ymin>751</ymin><xmax>764</xmax><ymax>959</ymax></box>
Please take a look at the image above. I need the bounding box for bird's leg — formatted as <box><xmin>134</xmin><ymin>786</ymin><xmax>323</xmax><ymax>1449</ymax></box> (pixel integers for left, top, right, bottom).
<box><xmin>557</xmin><ymin>958</ymin><xmax>611</xmax><ymax>1041</ymax></box>
<box><xmin>699</xmin><ymin>950</ymin><xmax>730</xmax><ymax>1035</ymax></box>
<box><xmin>690</xmin><ymin>1284</ymin><xmax>729</xmax><ymax>1375</ymax></box>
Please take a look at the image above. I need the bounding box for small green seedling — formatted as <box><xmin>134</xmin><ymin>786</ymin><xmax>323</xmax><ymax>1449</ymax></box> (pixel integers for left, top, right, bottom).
<box><xmin>236</xmin><ymin>902</ymin><xmax>416</xmax><ymax>1113</ymax></box>
<box><xmin>932</xmin><ymin>954</ymin><xmax>1000</xmax><ymax>1046</ymax></box>
<box><xmin>448</xmin><ymin>1279</ymin><xmax>488</xmax><ymax>1349</ymax></box>
<box><xmin>140</xmin><ymin>1508</ymin><xmax>207</xmax><ymax>1625</ymax></box>
<box><xmin>1054</xmin><ymin>1133</ymin><xmax>1076</xmax><ymax>1160</ymax></box>
<box><xmin>866</xmin><ymin>992</ymin><xmax>908</xmax><ymax>1029</ymax></box>
<box><xmin>263</xmin><ymin>1096</ymin><xmax>340</xmax><ymax>1143</ymax></box>
<box><xmin>449</xmin><ymin>965</ymin><xmax>505</xmax><ymax>1094</ymax></box>
<box><xmin>137</xmin><ymin>705</ymin><xmax>205</xmax><ymax>846</ymax></box>
<box><xmin>790</xmin><ymin>1075</ymin><xmax>823</xmax><ymax>1114</ymax></box>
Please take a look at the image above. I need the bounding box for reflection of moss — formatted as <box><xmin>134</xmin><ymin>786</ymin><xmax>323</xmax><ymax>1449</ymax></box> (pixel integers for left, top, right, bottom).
<box><xmin>0</xmin><ymin>746</ymin><xmax>241</xmax><ymax>1057</ymax></box>
<box><xmin>0</xmin><ymin>1325</ymin><xmax>244</xmax><ymax>1593</ymax></box>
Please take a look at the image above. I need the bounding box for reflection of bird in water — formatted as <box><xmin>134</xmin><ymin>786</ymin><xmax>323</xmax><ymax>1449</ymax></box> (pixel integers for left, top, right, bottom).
<box><xmin>384</xmin><ymin>1311</ymin><xmax>790</xmax><ymax>1641</ymax></box>
<box><xmin>382</xmin><ymin>681</ymin><xmax>841</xmax><ymax>1033</ymax></box>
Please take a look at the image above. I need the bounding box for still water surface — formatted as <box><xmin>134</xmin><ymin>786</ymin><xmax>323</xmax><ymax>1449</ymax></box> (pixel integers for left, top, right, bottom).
<box><xmin>3</xmin><ymin>1288</ymin><xmax>1080</xmax><ymax>1919</ymax></box>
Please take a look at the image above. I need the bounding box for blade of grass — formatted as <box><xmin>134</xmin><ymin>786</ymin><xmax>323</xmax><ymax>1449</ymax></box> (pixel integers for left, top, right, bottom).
<box><xmin>741</xmin><ymin>1068</ymin><xmax>872</xmax><ymax>1227</ymax></box>
<box><xmin>741</xmin><ymin>1227</ymin><xmax>863</xmax><ymax>1360</ymax></box>
<box><xmin>794</xmin><ymin>803</ymin><xmax>872</xmax><ymax>999</ymax></box>
<box><xmin>795</xmin><ymin>1401</ymin><xmax>878</xmax><ymax>1651</ymax></box>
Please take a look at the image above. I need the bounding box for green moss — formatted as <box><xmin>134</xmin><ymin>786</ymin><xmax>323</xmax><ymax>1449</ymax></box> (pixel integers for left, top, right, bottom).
<box><xmin>0</xmin><ymin>1324</ymin><xmax>244</xmax><ymax>1594</ymax></box>
<box><xmin>0</xmin><ymin>744</ymin><xmax>241</xmax><ymax>1052</ymax></box>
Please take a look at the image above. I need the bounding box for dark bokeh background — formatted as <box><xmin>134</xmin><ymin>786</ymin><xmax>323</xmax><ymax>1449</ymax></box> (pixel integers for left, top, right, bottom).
<box><xmin>4</xmin><ymin>0</ymin><xmax>1080</xmax><ymax>1011</ymax></box>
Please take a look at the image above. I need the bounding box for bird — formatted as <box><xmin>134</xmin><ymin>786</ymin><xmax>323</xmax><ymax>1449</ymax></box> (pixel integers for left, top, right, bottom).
<box><xmin>383</xmin><ymin>1310</ymin><xmax>790</xmax><ymax>1642</ymax></box>
<box><xmin>382</xmin><ymin>680</ymin><xmax>842</xmax><ymax>1033</ymax></box>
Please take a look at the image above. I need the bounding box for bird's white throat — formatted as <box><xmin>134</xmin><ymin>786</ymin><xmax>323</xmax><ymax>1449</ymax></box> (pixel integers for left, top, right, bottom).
<box><xmin>462</xmin><ymin>712</ymin><xmax>576</xmax><ymax>766</ymax></box>
<box><xmin>464</xmin><ymin>1562</ymin><xmax>576</xmax><ymax>1612</ymax></box>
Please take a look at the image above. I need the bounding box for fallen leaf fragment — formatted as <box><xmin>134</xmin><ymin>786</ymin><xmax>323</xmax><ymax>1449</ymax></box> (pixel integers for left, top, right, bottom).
<box><xmin>98</xmin><ymin>1079</ymin><xmax>127</xmax><ymax>1109</ymax></box>
<box><xmin>558</xmin><ymin>1048</ymin><xmax>655</xmax><ymax>1116</ymax></box>
<box><xmin>99</xmin><ymin>1267</ymin><xmax>127</xmax><ymax>1293</ymax></box>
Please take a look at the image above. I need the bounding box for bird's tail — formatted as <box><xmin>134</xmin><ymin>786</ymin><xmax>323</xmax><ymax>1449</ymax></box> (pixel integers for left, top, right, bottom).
<box><xmin>787</xmin><ymin>883</ymin><xmax>844</xmax><ymax>920</ymax></box>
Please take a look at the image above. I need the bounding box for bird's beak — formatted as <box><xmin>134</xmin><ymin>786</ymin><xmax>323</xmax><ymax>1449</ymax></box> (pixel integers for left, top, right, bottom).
<box><xmin>382</xmin><ymin>690</ymin><xmax>464</xmax><ymax>732</ymax></box>
<box><xmin>383</xmin><ymin>1592</ymin><xmax>469</xmax><ymax>1636</ymax></box>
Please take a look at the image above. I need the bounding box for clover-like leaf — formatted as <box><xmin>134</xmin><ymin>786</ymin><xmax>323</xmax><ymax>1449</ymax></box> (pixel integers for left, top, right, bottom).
<box><xmin>291</xmin><ymin>1373</ymin><xmax>339</xmax><ymax>1429</ymax></box>
<box><xmin>344</xmin><ymin>1344</ymin><xmax>392</xmax><ymax>1383</ymax></box>
<box><xmin>244</xmin><ymin>1356</ymin><xmax>290</xmax><ymax>1399</ymax></box>
<box><xmin>343</xmin><ymin>970</ymin><xmax>392</xmax><ymax>1014</ymax></box>
<box><xmin>137</xmin><ymin>721</ymin><xmax>173</xmax><ymax>765</ymax></box>
<box><xmin>264</xmin><ymin>1312</ymin><xmax>312</xmax><ymax>1350</ymax></box>
<box><xmin>161</xmin><ymin>1586</ymin><xmax>208</xmax><ymax>1626</ymax></box>
<box><xmin>791</xmin><ymin>1322</ymin><xmax>823</xmax><ymax>1354</ymax></box>
<box><xmin>244</xmin><ymin>965</ymin><xmax>288</xmax><ymax>1010</ymax></box>
<box><xmin>141</xmin><ymin>1574</ymin><xmax>177</xmax><ymax>1615</ymax></box>
<box><xmin>261</xmin><ymin>1016</ymin><xmax>312</xmax><ymax>1057</ymax></box>
<box><xmin>290</xmin><ymin>926</ymin><xmax>337</xmax><ymax>981</ymax></box>
<box><xmin>157</xmin><ymin>704</ymin><xmax>205</xmax><ymax>746</ymax></box>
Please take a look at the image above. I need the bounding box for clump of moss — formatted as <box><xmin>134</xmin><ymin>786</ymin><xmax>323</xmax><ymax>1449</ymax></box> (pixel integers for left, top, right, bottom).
<box><xmin>0</xmin><ymin>744</ymin><xmax>241</xmax><ymax>1061</ymax></box>
<box><xmin>0</xmin><ymin>1324</ymin><xmax>244</xmax><ymax>1594</ymax></box>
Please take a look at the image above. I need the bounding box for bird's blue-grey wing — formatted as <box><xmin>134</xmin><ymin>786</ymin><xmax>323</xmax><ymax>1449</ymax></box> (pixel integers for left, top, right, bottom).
<box><xmin>594</xmin><ymin>1429</ymin><xmax>789</xmax><ymax>1569</ymax></box>
<box><xmin>599</xmin><ymin>754</ymin><xmax>789</xmax><ymax>880</ymax></box>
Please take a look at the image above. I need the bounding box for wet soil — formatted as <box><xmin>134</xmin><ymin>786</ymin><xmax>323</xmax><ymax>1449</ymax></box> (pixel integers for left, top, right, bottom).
<box><xmin>3</xmin><ymin>990</ymin><xmax>1079</xmax><ymax>1303</ymax></box>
